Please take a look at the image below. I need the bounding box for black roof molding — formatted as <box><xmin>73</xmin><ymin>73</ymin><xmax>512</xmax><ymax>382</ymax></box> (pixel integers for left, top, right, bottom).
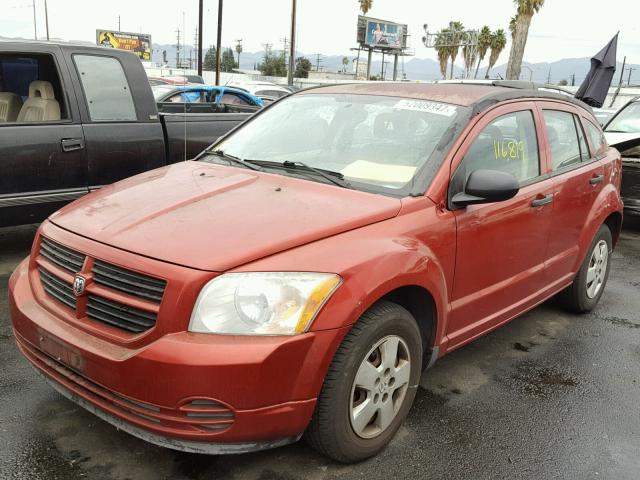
<box><xmin>471</xmin><ymin>85</ymin><xmax>594</xmax><ymax>116</ymax></box>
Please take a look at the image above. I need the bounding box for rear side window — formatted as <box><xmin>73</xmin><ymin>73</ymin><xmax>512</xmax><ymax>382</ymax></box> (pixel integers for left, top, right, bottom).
<box><xmin>459</xmin><ymin>110</ymin><xmax>540</xmax><ymax>184</ymax></box>
<box><xmin>585</xmin><ymin>120</ymin><xmax>607</xmax><ymax>157</ymax></box>
<box><xmin>73</xmin><ymin>55</ymin><xmax>137</xmax><ymax>122</ymax></box>
<box><xmin>220</xmin><ymin>92</ymin><xmax>252</xmax><ymax>106</ymax></box>
<box><xmin>543</xmin><ymin>110</ymin><xmax>589</xmax><ymax>170</ymax></box>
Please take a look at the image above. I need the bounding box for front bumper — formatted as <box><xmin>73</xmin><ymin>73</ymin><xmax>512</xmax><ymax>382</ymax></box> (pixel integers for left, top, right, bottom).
<box><xmin>10</xmin><ymin>258</ymin><xmax>348</xmax><ymax>452</ymax></box>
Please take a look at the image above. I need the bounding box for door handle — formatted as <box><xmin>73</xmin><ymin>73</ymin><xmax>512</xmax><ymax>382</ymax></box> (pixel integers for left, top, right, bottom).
<box><xmin>531</xmin><ymin>194</ymin><xmax>554</xmax><ymax>207</ymax></box>
<box><xmin>61</xmin><ymin>138</ymin><xmax>84</xmax><ymax>152</ymax></box>
<box><xmin>589</xmin><ymin>174</ymin><xmax>604</xmax><ymax>185</ymax></box>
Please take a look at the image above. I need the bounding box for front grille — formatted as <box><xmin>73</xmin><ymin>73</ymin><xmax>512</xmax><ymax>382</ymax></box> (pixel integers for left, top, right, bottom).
<box><xmin>39</xmin><ymin>268</ymin><xmax>76</xmax><ymax>310</ymax></box>
<box><xmin>86</xmin><ymin>295</ymin><xmax>157</xmax><ymax>333</ymax></box>
<box><xmin>40</xmin><ymin>237</ymin><xmax>85</xmax><ymax>273</ymax></box>
<box><xmin>92</xmin><ymin>260</ymin><xmax>166</xmax><ymax>304</ymax></box>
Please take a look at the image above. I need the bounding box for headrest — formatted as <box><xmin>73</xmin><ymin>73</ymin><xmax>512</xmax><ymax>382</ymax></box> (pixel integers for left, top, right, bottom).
<box><xmin>28</xmin><ymin>80</ymin><xmax>56</xmax><ymax>100</ymax></box>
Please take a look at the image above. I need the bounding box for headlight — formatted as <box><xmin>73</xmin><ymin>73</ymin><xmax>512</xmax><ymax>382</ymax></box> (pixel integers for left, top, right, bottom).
<box><xmin>188</xmin><ymin>272</ymin><xmax>342</xmax><ymax>335</ymax></box>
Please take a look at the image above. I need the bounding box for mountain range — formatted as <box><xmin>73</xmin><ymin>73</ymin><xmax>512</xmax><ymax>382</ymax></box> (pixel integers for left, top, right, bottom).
<box><xmin>2</xmin><ymin>35</ymin><xmax>638</xmax><ymax>86</ymax></box>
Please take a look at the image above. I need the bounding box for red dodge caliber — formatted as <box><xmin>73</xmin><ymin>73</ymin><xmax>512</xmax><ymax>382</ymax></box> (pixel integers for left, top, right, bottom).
<box><xmin>10</xmin><ymin>83</ymin><xmax>623</xmax><ymax>462</ymax></box>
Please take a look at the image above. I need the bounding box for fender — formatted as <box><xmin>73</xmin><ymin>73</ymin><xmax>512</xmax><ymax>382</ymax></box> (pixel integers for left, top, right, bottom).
<box><xmin>574</xmin><ymin>182</ymin><xmax>623</xmax><ymax>271</ymax></box>
<box><xmin>234</xmin><ymin>203</ymin><xmax>456</xmax><ymax>346</ymax></box>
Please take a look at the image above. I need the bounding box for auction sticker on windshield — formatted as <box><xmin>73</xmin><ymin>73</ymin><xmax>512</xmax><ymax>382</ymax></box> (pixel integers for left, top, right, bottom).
<box><xmin>393</xmin><ymin>99</ymin><xmax>457</xmax><ymax>117</ymax></box>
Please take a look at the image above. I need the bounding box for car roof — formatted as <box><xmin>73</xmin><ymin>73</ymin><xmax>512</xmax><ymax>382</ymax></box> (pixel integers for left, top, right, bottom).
<box><xmin>300</xmin><ymin>81</ymin><xmax>592</xmax><ymax>114</ymax></box>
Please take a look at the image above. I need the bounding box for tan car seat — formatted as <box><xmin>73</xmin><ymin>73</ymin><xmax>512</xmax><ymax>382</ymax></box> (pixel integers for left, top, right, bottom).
<box><xmin>17</xmin><ymin>80</ymin><xmax>61</xmax><ymax>122</ymax></box>
<box><xmin>0</xmin><ymin>92</ymin><xmax>23</xmax><ymax>122</ymax></box>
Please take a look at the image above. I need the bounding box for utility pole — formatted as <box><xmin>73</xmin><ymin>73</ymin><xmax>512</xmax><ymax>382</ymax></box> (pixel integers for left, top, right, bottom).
<box><xmin>118</xmin><ymin>15</ymin><xmax>121</xmax><ymax>31</ymax></box>
<box><xmin>609</xmin><ymin>55</ymin><xmax>626</xmax><ymax>108</ymax></box>
<box><xmin>175</xmin><ymin>29</ymin><xmax>181</xmax><ymax>68</ymax></box>
<box><xmin>215</xmin><ymin>0</ymin><xmax>223</xmax><ymax>85</ymax></box>
<box><xmin>287</xmin><ymin>0</ymin><xmax>297</xmax><ymax>86</ymax></box>
<box><xmin>315</xmin><ymin>53</ymin><xmax>322</xmax><ymax>71</ymax></box>
<box><xmin>571</xmin><ymin>73</ymin><xmax>575</xmax><ymax>86</ymax></box>
<box><xmin>546</xmin><ymin>68</ymin><xmax>552</xmax><ymax>84</ymax></box>
<box><xmin>32</xmin><ymin>0</ymin><xmax>37</xmax><ymax>40</ymax></box>
<box><xmin>281</xmin><ymin>37</ymin><xmax>289</xmax><ymax>62</ymax></box>
<box><xmin>197</xmin><ymin>0</ymin><xmax>203</xmax><ymax>76</ymax></box>
<box><xmin>44</xmin><ymin>0</ymin><xmax>50</xmax><ymax>40</ymax></box>
<box><xmin>628</xmin><ymin>67</ymin><xmax>636</xmax><ymax>86</ymax></box>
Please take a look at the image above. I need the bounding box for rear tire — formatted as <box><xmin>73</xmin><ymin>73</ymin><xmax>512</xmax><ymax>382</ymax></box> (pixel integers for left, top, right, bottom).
<box><xmin>305</xmin><ymin>301</ymin><xmax>423</xmax><ymax>463</ymax></box>
<box><xmin>556</xmin><ymin>224</ymin><xmax>612</xmax><ymax>313</ymax></box>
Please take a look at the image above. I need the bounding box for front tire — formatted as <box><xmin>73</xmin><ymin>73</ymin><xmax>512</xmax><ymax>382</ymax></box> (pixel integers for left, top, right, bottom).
<box><xmin>305</xmin><ymin>301</ymin><xmax>423</xmax><ymax>463</ymax></box>
<box><xmin>556</xmin><ymin>224</ymin><xmax>612</xmax><ymax>313</ymax></box>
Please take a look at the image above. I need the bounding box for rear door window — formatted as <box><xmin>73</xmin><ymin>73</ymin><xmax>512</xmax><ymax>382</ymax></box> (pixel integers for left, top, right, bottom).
<box><xmin>542</xmin><ymin>110</ymin><xmax>588</xmax><ymax>170</ymax></box>
<box><xmin>73</xmin><ymin>55</ymin><xmax>137</xmax><ymax>122</ymax></box>
<box><xmin>220</xmin><ymin>92</ymin><xmax>253</xmax><ymax>105</ymax></box>
<box><xmin>584</xmin><ymin>120</ymin><xmax>607</xmax><ymax>157</ymax></box>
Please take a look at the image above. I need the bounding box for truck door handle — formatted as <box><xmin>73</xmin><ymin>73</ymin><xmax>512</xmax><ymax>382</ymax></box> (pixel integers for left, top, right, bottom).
<box><xmin>61</xmin><ymin>138</ymin><xmax>84</xmax><ymax>152</ymax></box>
<box><xmin>531</xmin><ymin>194</ymin><xmax>554</xmax><ymax>207</ymax></box>
<box><xmin>589</xmin><ymin>174</ymin><xmax>604</xmax><ymax>185</ymax></box>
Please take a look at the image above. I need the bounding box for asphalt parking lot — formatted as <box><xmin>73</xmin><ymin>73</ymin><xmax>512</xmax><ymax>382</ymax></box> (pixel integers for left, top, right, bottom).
<box><xmin>1</xmin><ymin>224</ymin><xmax>639</xmax><ymax>480</ymax></box>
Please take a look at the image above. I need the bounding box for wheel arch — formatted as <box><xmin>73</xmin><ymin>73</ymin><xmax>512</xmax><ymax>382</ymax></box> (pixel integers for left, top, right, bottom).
<box><xmin>371</xmin><ymin>284</ymin><xmax>440</xmax><ymax>370</ymax></box>
<box><xmin>603</xmin><ymin>211</ymin><xmax>622</xmax><ymax>248</ymax></box>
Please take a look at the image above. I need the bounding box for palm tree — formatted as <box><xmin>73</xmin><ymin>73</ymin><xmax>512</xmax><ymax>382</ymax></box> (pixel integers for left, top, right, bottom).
<box><xmin>486</xmin><ymin>29</ymin><xmax>507</xmax><ymax>79</ymax></box>
<box><xmin>474</xmin><ymin>26</ymin><xmax>492</xmax><ymax>79</ymax></box>
<box><xmin>434</xmin><ymin>28</ymin><xmax>450</xmax><ymax>79</ymax></box>
<box><xmin>509</xmin><ymin>15</ymin><xmax>518</xmax><ymax>39</ymax></box>
<box><xmin>342</xmin><ymin>56</ymin><xmax>350</xmax><ymax>73</ymax></box>
<box><xmin>462</xmin><ymin>37</ymin><xmax>477</xmax><ymax>79</ymax></box>
<box><xmin>447</xmin><ymin>21</ymin><xmax>465</xmax><ymax>80</ymax></box>
<box><xmin>235</xmin><ymin>41</ymin><xmax>243</xmax><ymax>69</ymax></box>
<box><xmin>506</xmin><ymin>0</ymin><xmax>545</xmax><ymax>80</ymax></box>
<box><xmin>358</xmin><ymin>0</ymin><xmax>372</xmax><ymax>15</ymax></box>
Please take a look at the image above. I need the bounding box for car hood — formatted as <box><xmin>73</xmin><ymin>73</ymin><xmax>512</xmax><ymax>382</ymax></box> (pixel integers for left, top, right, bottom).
<box><xmin>605</xmin><ymin>131</ymin><xmax>640</xmax><ymax>151</ymax></box>
<box><xmin>49</xmin><ymin>161</ymin><xmax>401</xmax><ymax>271</ymax></box>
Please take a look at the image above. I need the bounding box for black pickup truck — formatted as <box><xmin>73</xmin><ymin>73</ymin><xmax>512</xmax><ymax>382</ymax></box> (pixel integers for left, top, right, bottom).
<box><xmin>0</xmin><ymin>41</ymin><xmax>252</xmax><ymax>227</ymax></box>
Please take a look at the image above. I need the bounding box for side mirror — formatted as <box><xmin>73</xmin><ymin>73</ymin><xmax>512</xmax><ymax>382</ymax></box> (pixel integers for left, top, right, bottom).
<box><xmin>452</xmin><ymin>169</ymin><xmax>519</xmax><ymax>207</ymax></box>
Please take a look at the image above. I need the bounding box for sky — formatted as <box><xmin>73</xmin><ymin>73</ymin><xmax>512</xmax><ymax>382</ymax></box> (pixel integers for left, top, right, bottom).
<box><xmin>2</xmin><ymin>0</ymin><xmax>639</xmax><ymax>67</ymax></box>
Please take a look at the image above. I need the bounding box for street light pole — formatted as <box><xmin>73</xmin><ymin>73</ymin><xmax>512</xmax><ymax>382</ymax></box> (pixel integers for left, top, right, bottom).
<box><xmin>32</xmin><ymin>0</ymin><xmax>37</xmax><ymax>40</ymax></box>
<box><xmin>44</xmin><ymin>0</ymin><xmax>50</xmax><ymax>40</ymax></box>
<box><xmin>215</xmin><ymin>0</ymin><xmax>223</xmax><ymax>85</ymax></box>
<box><xmin>287</xmin><ymin>0</ymin><xmax>297</xmax><ymax>86</ymax></box>
<box><xmin>197</xmin><ymin>0</ymin><xmax>203</xmax><ymax>76</ymax></box>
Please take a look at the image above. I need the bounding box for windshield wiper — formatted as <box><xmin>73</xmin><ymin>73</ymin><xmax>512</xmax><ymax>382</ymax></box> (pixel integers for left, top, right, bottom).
<box><xmin>206</xmin><ymin>149</ymin><xmax>263</xmax><ymax>171</ymax></box>
<box><xmin>249</xmin><ymin>160</ymin><xmax>352</xmax><ymax>188</ymax></box>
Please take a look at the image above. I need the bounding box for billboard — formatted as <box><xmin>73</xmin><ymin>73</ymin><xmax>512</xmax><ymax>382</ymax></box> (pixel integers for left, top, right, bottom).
<box><xmin>357</xmin><ymin>16</ymin><xmax>407</xmax><ymax>50</ymax></box>
<box><xmin>96</xmin><ymin>30</ymin><xmax>152</xmax><ymax>61</ymax></box>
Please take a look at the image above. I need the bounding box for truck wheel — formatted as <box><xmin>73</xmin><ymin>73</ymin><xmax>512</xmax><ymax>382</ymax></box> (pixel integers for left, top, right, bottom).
<box><xmin>556</xmin><ymin>224</ymin><xmax>612</xmax><ymax>313</ymax></box>
<box><xmin>305</xmin><ymin>301</ymin><xmax>422</xmax><ymax>463</ymax></box>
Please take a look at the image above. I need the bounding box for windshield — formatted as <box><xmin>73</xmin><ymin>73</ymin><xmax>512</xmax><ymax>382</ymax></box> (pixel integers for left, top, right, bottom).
<box><xmin>606</xmin><ymin>101</ymin><xmax>640</xmax><ymax>133</ymax></box>
<box><xmin>206</xmin><ymin>93</ymin><xmax>463</xmax><ymax>194</ymax></box>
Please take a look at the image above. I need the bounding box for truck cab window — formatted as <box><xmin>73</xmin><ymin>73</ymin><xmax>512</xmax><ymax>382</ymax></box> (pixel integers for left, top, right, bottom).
<box><xmin>73</xmin><ymin>54</ymin><xmax>137</xmax><ymax>122</ymax></box>
<box><xmin>0</xmin><ymin>54</ymin><xmax>68</xmax><ymax>123</ymax></box>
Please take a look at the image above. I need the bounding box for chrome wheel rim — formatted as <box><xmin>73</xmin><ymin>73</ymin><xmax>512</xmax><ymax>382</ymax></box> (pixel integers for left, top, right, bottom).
<box><xmin>349</xmin><ymin>335</ymin><xmax>411</xmax><ymax>439</ymax></box>
<box><xmin>586</xmin><ymin>239</ymin><xmax>609</xmax><ymax>299</ymax></box>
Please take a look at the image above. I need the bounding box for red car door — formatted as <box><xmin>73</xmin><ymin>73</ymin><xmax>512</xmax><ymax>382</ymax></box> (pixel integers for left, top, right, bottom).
<box><xmin>536</xmin><ymin>101</ymin><xmax>606</xmax><ymax>285</ymax></box>
<box><xmin>446</xmin><ymin>102</ymin><xmax>555</xmax><ymax>350</ymax></box>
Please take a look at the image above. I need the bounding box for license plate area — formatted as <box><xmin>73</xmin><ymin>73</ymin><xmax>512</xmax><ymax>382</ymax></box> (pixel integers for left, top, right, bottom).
<box><xmin>37</xmin><ymin>329</ymin><xmax>85</xmax><ymax>373</ymax></box>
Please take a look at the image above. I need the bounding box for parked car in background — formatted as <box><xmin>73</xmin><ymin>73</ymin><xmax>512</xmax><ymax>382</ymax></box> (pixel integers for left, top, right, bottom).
<box><xmin>147</xmin><ymin>74</ymin><xmax>205</xmax><ymax>86</ymax></box>
<box><xmin>230</xmin><ymin>81</ymin><xmax>292</xmax><ymax>103</ymax></box>
<box><xmin>604</xmin><ymin>96</ymin><xmax>640</xmax><ymax>218</ymax></box>
<box><xmin>10</xmin><ymin>82</ymin><xmax>623</xmax><ymax>463</ymax></box>
<box><xmin>152</xmin><ymin>84</ymin><xmax>263</xmax><ymax>110</ymax></box>
<box><xmin>0</xmin><ymin>42</ymin><xmax>254</xmax><ymax>227</ymax></box>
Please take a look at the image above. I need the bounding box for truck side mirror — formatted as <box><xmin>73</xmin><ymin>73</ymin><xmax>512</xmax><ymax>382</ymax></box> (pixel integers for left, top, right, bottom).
<box><xmin>452</xmin><ymin>169</ymin><xmax>519</xmax><ymax>207</ymax></box>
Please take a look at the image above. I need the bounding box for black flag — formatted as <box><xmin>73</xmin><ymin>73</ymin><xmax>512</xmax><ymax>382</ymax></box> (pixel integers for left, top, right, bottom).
<box><xmin>575</xmin><ymin>33</ymin><xmax>618</xmax><ymax>108</ymax></box>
